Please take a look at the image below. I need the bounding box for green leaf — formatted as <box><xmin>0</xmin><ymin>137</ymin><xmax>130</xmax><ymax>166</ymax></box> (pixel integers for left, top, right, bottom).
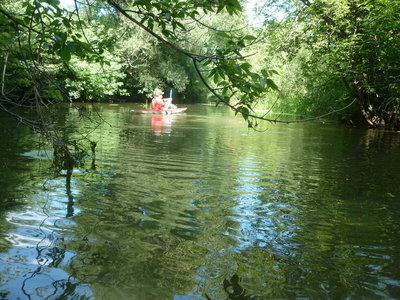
<box><xmin>216</xmin><ymin>32</ymin><xmax>230</xmax><ymax>39</ymax></box>
<box><xmin>262</xmin><ymin>69</ymin><xmax>278</xmax><ymax>77</ymax></box>
<box><xmin>24</xmin><ymin>2</ymin><xmax>35</xmax><ymax>13</ymax></box>
<box><xmin>147</xmin><ymin>20</ymin><xmax>154</xmax><ymax>31</ymax></box>
<box><xmin>216</xmin><ymin>5</ymin><xmax>225</xmax><ymax>13</ymax></box>
<box><xmin>234</xmin><ymin>64</ymin><xmax>242</xmax><ymax>74</ymax></box>
<box><xmin>265</xmin><ymin>78</ymin><xmax>279</xmax><ymax>91</ymax></box>
<box><xmin>23</xmin><ymin>16</ymin><xmax>31</xmax><ymax>25</ymax></box>
<box><xmin>60</xmin><ymin>47</ymin><xmax>71</xmax><ymax>61</ymax></box>
<box><xmin>162</xmin><ymin>29</ymin><xmax>174</xmax><ymax>38</ymax></box>
<box><xmin>240</xmin><ymin>63</ymin><xmax>251</xmax><ymax>74</ymax></box>
<box><xmin>230</xmin><ymin>0</ymin><xmax>242</xmax><ymax>10</ymax></box>
<box><xmin>243</xmin><ymin>35</ymin><xmax>256</xmax><ymax>41</ymax></box>
<box><xmin>176</xmin><ymin>22</ymin><xmax>186</xmax><ymax>31</ymax></box>
<box><xmin>226</xmin><ymin>5</ymin><xmax>234</xmax><ymax>15</ymax></box>
<box><xmin>213</xmin><ymin>72</ymin><xmax>219</xmax><ymax>84</ymax></box>
<box><xmin>202</xmin><ymin>59</ymin><xmax>212</xmax><ymax>67</ymax></box>
<box><xmin>62</xmin><ymin>18</ymin><xmax>71</xmax><ymax>28</ymax></box>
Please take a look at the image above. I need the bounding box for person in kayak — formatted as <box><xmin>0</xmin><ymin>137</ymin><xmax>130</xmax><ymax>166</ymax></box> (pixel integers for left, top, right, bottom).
<box><xmin>151</xmin><ymin>89</ymin><xmax>166</xmax><ymax>111</ymax></box>
<box><xmin>163</xmin><ymin>97</ymin><xmax>177</xmax><ymax>111</ymax></box>
<box><xmin>152</xmin><ymin>88</ymin><xmax>175</xmax><ymax>112</ymax></box>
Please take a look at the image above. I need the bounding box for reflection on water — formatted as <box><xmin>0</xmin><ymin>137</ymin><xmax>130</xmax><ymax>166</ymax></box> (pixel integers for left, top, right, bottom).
<box><xmin>0</xmin><ymin>103</ymin><xmax>400</xmax><ymax>299</ymax></box>
<box><xmin>151</xmin><ymin>114</ymin><xmax>173</xmax><ymax>135</ymax></box>
<box><xmin>205</xmin><ymin>274</ymin><xmax>261</xmax><ymax>300</ymax></box>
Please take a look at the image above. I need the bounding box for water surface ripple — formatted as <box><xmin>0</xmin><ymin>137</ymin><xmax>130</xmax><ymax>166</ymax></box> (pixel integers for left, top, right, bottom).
<box><xmin>1</xmin><ymin>104</ymin><xmax>400</xmax><ymax>299</ymax></box>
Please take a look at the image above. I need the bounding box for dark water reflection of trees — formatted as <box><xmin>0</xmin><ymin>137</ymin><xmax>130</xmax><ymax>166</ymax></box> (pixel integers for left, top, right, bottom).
<box><xmin>0</xmin><ymin>105</ymin><xmax>400</xmax><ymax>299</ymax></box>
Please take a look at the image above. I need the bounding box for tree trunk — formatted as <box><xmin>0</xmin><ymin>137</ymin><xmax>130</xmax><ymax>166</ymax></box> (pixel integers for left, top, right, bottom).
<box><xmin>357</xmin><ymin>82</ymin><xmax>400</xmax><ymax>130</ymax></box>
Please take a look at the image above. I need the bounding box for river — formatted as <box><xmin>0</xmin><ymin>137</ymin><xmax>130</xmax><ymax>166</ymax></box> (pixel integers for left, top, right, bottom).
<box><xmin>0</xmin><ymin>103</ymin><xmax>400</xmax><ymax>299</ymax></box>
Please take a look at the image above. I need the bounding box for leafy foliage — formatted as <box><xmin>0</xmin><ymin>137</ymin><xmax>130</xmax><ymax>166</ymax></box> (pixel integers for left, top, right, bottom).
<box><xmin>258</xmin><ymin>0</ymin><xmax>400</xmax><ymax>128</ymax></box>
<box><xmin>1</xmin><ymin>0</ymin><xmax>399</xmax><ymax>131</ymax></box>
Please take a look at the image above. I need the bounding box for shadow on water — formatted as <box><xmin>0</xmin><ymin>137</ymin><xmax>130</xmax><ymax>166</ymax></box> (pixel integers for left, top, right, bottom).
<box><xmin>205</xmin><ymin>275</ymin><xmax>262</xmax><ymax>300</ymax></box>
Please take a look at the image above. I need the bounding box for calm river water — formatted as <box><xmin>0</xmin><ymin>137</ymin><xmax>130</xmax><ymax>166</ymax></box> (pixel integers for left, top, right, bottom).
<box><xmin>0</xmin><ymin>104</ymin><xmax>400</xmax><ymax>299</ymax></box>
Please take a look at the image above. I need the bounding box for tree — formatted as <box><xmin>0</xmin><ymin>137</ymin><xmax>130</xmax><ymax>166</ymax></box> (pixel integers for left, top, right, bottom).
<box><xmin>0</xmin><ymin>0</ymin><xmax>266</xmax><ymax>174</ymax></box>
<box><xmin>1</xmin><ymin>0</ymin><xmax>287</xmax><ymax>172</ymax></box>
<box><xmin>258</xmin><ymin>0</ymin><xmax>400</xmax><ymax>128</ymax></box>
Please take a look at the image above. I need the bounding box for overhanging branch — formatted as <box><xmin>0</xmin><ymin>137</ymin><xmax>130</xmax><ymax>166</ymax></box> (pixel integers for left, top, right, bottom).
<box><xmin>106</xmin><ymin>0</ymin><xmax>253</xmax><ymax>62</ymax></box>
<box><xmin>193</xmin><ymin>59</ymin><xmax>357</xmax><ymax>124</ymax></box>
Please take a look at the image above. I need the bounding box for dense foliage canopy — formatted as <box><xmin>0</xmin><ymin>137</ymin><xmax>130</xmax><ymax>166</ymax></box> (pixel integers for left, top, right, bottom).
<box><xmin>258</xmin><ymin>0</ymin><xmax>400</xmax><ymax>128</ymax></box>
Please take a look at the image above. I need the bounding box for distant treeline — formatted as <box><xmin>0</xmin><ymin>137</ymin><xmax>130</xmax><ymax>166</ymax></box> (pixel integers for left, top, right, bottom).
<box><xmin>1</xmin><ymin>0</ymin><xmax>399</xmax><ymax>128</ymax></box>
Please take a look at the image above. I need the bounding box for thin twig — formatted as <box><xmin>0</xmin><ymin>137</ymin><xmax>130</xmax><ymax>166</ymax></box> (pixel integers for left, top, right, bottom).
<box><xmin>1</xmin><ymin>53</ymin><xmax>8</xmax><ymax>96</ymax></box>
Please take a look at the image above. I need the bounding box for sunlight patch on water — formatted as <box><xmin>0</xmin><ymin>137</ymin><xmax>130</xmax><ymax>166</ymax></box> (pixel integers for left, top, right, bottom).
<box><xmin>20</xmin><ymin>149</ymin><xmax>53</xmax><ymax>160</ymax></box>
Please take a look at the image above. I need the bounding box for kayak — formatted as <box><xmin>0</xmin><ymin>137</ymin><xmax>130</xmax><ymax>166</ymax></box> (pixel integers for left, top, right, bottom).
<box><xmin>131</xmin><ymin>107</ymin><xmax>187</xmax><ymax>114</ymax></box>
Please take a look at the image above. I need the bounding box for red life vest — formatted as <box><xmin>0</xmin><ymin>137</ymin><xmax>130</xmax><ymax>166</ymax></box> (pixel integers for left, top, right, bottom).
<box><xmin>153</xmin><ymin>101</ymin><xmax>163</xmax><ymax>111</ymax></box>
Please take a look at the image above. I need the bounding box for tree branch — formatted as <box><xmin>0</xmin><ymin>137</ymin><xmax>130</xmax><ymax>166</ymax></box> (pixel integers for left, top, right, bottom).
<box><xmin>0</xmin><ymin>8</ymin><xmax>41</xmax><ymax>35</ymax></box>
<box><xmin>193</xmin><ymin>59</ymin><xmax>357</xmax><ymax>124</ymax></box>
<box><xmin>106</xmin><ymin>0</ymin><xmax>252</xmax><ymax>62</ymax></box>
<box><xmin>299</xmin><ymin>0</ymin><xmax>347</xmax><ymax>38</ymax></box>
<box><xmin>1</xmin><ymin>53</ymin><xmax>8</xmax><ymax>97</ymax></box>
